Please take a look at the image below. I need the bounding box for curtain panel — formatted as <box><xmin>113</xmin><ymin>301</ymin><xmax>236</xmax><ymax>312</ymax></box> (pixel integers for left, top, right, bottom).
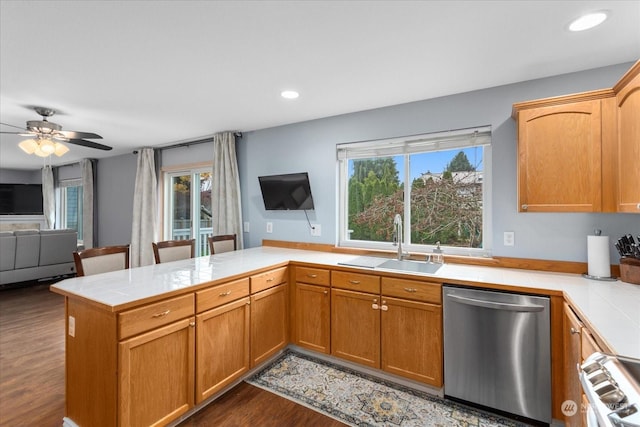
<box><xmin>212</xmin><ymin>132</ymin><xmax>243</xmax><ymax>249</ymax></box>
<box><xmin>131</xmin><ymin>148</ymin><xmax>157</xmax><ymax>267</ymax></box>
<box><xmin>42</xmin><ymin>166</ymin><xmax>55</xmax><ymax>229</ymax></box>
<box><xmin>81</xmin><ymin>159</ymin><xmax>96</xmax><ymax>248</ymax></box>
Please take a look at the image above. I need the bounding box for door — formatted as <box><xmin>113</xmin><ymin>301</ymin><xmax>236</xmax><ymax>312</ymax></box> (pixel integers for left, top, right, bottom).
<box><xmin>563</xmin><ymin>303</ymin><xmax>583</xmax><ymax>427</ymax></box>
<box><xmin>118</xmin><ymin>317</ymin><xmax>195</xmax><ymax>427</ymax></box>
<box><xmin>381</xmin><ymin>297</ymin><xmax>442</xmax><ymax>386</ymax></box>
<box><xmin>164</xmin><ymin>168</ymin><xmax>212</xmax><ymax>256</ymax></box>
<box><xmin>196</xmin><ymin>297</ymin><xmax>250</xmax><ymax>403</ymax></box>
<box><xmin>251</xmin><ymin>283</ymin><xmax>288</xmax><ymax>367</ymax></box>
<box><xmin>517</xmin><ymin>99</ymin><xmax>602</xmax><ymax>212</ymax></box>
<box><xmin>295</xmin><ymin>283</ymin><xmax>330</xmax><ymax>354</ymax></box>
<box><xmin>331</xmin><ymin>288</ymin><xmax>380</xmax><ymax>368</ymax></box>
<box><xmin>443</xmin><ymin>286</ymin><xmax>551</xmax><ymax>423</ymax></box>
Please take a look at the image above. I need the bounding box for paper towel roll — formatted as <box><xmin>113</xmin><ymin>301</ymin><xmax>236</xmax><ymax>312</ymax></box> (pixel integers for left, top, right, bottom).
<box><xmin>587</xmin><ymin>235</ymin><xmax>611</xmax><ymax>278</ymax></box>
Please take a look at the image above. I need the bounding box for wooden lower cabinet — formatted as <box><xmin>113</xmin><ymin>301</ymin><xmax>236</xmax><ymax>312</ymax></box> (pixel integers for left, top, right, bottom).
<box><xmin>563</xmin><ymin>303</ymin><xmax>584</xmax><ymax>427</ymax></box>
<box><xmin>196</xmin><ymin>297</ymin><xmax>250</xmax><ymax>403</ymax></box>
<box><xmin>251</xmin><ymin>283</ymin><xmax>289</xmax><ymax>367</ymax></box>
<box><xmin>118</xmin><ymin>317</ymin><xmax>195</xmax><ymax>427</ymax></box>
<box><xmin>294</xmin><ymin>282</ymin><xmax>330</xmax><ymax>354</ymax></box>
<box><xmin>331</xmin><ymin>288</ymin><xmax>380</xmax><ymax>368</ymax></box>
<box><xmin>381</xmin><ymin>297</ymin><xmax>442</xmax><ymax>386</ymax></box>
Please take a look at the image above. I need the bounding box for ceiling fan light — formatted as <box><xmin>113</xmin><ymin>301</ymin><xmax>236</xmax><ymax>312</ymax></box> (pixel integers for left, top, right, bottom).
<box><xmin>39</xmin><ymin>138</ymin><xmax>56</xmax><ymax>154</ymax></box>
<box><xmin>34</xmin><ymin>146</ymin><xmax>50</xmax><ymax>157</ymax></box>
<box><xmin>53</xmin><ymin>142</ymin><xmax>69</xmax><ymax>157</ymax></box>
<box><xmin>18</xmin><ymin>139</ymin><xmax>38</xmax><ymax>154</ymax></box>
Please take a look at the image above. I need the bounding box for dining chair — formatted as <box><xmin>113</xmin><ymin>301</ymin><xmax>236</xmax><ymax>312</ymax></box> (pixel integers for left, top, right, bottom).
<box><xmin>152</xmin><ymin>239</ymin><xmax>195</xmax><ymax>264</ymax></box>
<box><xmin>208</xmin><ymin>234</ymin><xmax>237</xmax><ymax>254</ymax></box>
<box><xmin>73</xmin><ymin>245</ymin><xmax>130</xmax><ymax>277</ymax></box>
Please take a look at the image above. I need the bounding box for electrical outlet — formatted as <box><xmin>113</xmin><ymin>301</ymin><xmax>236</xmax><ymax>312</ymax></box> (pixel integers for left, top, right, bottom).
<box><xmin>243</xmin><ymin>221</ymin><xmax>250</xmax><ymax>233</ymax></box>
<box><xmin>504</xmin><ymin>231</ymin><xmax>515</xmax><ymax>247</ymax></box>
<box><xmin>266</xmin><ymin>222</ymin><xmax>273</xmax><ymax>233</ymax></box>
<box><xmin>310</xmin><ymin>224</ymin><xmax>321</xmax><ymax>237</ymax></box>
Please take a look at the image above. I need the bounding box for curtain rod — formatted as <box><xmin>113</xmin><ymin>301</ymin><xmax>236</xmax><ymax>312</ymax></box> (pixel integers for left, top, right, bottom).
<box><xmin>138</xmin><ymin>131</ymin><xmax>243</xmax><ymax>154</ymax></box>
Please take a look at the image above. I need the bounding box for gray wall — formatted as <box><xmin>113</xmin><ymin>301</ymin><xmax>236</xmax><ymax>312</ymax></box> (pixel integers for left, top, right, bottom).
<box><xmin>47</xmin><ymin>61</ymin><xmax>637</xmax><ymax>264</ymax></box>
<box><xmin>96</xmin><ymin>153</ymin><xmax>137</xmax><ymax>246</ymax></box>
<box><xmin>237</xmin><ymin>62</ymin><xmax>637</xmax><ymax>264</ymax></box>
<box><xmin>0</xmin><ymin>168</ymin><xmax>41</xmax><ymax>184</ymax></box>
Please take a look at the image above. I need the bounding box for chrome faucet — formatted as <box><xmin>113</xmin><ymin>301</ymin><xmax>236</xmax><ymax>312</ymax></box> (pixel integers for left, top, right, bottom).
<box><xmin>392</xmin><ymin>214</ymin><xmax>408</xmax><ymax>260</ymax></box>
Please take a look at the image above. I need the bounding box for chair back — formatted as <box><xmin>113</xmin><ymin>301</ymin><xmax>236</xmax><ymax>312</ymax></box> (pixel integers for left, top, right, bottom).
<box><xmin>153</xmin><ymin>239</ymin><xmax>195</xmax><ymax>264</ymax></box>
<box><xmin>73</xmin><ymin>245</ymin><xmax>130</xmax><ymax>277</ymax></box>
<box><xmin>208</xmin><ymin>234</ymin><xmax>237</xmax><ymax>254</ymax></box>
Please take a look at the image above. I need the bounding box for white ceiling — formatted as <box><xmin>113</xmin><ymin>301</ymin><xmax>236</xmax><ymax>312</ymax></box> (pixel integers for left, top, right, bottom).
<box><xmin>1</xmin><ymin>0</ymin><xmax>639</xmax><ymax>171</ymax></box>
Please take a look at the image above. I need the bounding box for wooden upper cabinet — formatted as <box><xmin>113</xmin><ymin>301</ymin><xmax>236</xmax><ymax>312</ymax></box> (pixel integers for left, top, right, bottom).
<box><xmin>613</xmin><ymin>61</ymin><xmax>640</xmax><ymax>213</ymax></box>
<box><xmin>515</xmin><ymin>97</ymin><xmax>605</xmax><ymax>212</ymax></box>
<box><xmin>513</xmin><ymin>60</ymin><xmax>640</xmax><ymax>213</ymax></box>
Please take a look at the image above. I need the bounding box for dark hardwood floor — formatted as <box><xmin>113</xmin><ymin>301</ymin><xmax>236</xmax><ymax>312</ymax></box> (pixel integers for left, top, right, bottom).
<box><xmin>0</xmin><ymin>283</ymin><xmax>344</xmax><ymax>427</ymax></box>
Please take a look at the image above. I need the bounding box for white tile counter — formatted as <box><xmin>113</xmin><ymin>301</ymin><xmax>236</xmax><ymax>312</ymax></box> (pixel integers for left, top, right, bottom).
<box><xmin>51</xmin><ymin>246</ymin><xmax>640</xmax><ymax>359</ymax></box>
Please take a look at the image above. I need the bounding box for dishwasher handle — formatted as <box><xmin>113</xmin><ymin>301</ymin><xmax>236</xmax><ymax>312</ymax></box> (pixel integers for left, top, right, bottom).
<box><xmin>446</xmin><ymin>294</ymin><xmax>545</xmax><ymax>312</ymax></box>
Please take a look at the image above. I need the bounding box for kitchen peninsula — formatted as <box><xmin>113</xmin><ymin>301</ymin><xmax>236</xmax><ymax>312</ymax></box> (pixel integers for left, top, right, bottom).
<box><xmin>51</xmin><ymin>245</ymin><xmax>640</xmax><ymax>427</ymax></box>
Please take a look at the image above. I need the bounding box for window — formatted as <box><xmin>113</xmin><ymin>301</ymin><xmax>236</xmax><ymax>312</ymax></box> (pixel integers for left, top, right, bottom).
<box><xmin>337</xmin><ymin>127</ymin><xmax>492</xmax><ymax>256</ymax></box>
<box><xmin>59</xmin><ymin>179</ymin><xmax>83</xmax><ymax>241</ymax></box>
<box><xmin>162</xmin><ymin>167</ymin><xmax>212</xmax><ymax>256</ymax></box>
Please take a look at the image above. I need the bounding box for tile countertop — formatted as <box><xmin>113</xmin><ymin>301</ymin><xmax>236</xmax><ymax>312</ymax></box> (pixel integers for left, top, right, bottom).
<box><xmin>51</xmin><ymin>246</ymin><xmax>640</xmax><ymax>359</ymax></box>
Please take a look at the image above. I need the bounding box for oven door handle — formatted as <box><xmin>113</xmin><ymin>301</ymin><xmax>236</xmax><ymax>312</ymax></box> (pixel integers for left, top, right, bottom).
<box><xmin>447</xmin><ymin>294</ymin><xmax>545</xmax><ymax>312</ymax></box>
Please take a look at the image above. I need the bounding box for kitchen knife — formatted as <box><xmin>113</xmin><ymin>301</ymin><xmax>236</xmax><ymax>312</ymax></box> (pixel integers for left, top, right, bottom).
<box><xmin>615</xmin><ymin>242</ymin><xmax>625</xmax><ymax>257</ymax></box>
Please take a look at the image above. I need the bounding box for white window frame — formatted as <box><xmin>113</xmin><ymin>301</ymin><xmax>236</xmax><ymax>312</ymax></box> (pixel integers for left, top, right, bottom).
<box><xmin>337</xmin><ymin>126</ymin><xmax>492</xmax><ymax>257</ymax></box>
<box><xmin>161</xmin><ymin>164</ymin><xmax>212</xmax><ymax>256</ymax></box>
<box><xmin>58</xmin><ymin>178</ymin><xmax>83</xmax><ymax>243</ymax></box>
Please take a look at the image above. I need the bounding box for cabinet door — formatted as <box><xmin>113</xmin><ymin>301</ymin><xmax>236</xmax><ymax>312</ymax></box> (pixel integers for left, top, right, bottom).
<box><xmin>616</xmin><ymin>70</ymin><xmax>640</xmax><ymax>213</ymax></box>
<box><xmin>119</xmin><ymin>317</ymin><xmax>195</xmax><ymax>427</ymax></box>
<box><xmin>196</xmin><ymin>297</ymin><xmax>250</xmax><ymax>403</ymax></box>
<box><xmin>381</xmin><ymin>297</ymin><xmax>442</xmax><ymax>386</ymax></box>
<box><xmin>331</xmin><ymin>288</ymin><xmax>380</xmax><ymax>368</ymax></box>
<box><xmin>518</xmin><ymin>99</ymin><xmax>602</xmax><ymax>212</ymax></box>
<box><xmin>295</xmin><ymin>283</ymin><xmax>330</xmax><ymax>354</ymax></box>
<box><xmin>563</xmin><ymin>303</ymin><xmax>583</xmax><ymax>427</ymax></box>
<box><xmin>251</xmin><ymin>283</ymin><xmax>288</xmax><ymax>367</ymax></box>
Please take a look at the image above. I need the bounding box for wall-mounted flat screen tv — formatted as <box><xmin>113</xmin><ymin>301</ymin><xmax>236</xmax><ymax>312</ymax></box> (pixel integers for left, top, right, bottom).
<box><xmin>258</xmin><ymin>172</ymin><xmax>315</xmax><ymax>210</ymax></box>
<box><xmin>0</xmin><ymin>183</ymin><xmax>44</xmax><ymax>215</ymax></box>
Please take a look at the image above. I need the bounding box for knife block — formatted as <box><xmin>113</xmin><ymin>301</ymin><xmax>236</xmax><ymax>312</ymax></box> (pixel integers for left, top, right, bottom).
<box><xmin>620</xmin><ymin>257</ymin><xmax>640</xmax><ymax>285</ymax></box>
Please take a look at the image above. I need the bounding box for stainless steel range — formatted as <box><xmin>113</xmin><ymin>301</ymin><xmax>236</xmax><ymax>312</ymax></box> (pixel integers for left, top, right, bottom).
<box><xmin>580</xmin><ymin>352</ymin><xmax>640</xmax><ymax>427</ymax></box>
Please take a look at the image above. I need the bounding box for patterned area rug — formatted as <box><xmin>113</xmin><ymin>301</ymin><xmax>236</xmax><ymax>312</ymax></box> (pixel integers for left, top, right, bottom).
<box><xmin>246</xmin><ymin>351</ymin><xmax>532</xmax><ymax>427</ymax></box>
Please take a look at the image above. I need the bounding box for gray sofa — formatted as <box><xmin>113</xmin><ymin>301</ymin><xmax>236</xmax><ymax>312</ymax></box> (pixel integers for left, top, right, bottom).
<box><xmin>0</xmin><ymin>229</ymin><xmax>78</xmax><ymax>285</ymax></box>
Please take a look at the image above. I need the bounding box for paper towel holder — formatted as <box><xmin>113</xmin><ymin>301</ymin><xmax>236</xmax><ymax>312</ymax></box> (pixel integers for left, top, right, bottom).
<box><xmin>583</xmin><ymin>229</ymin><xmax>617</xmax><ymax>281</ymax></box>
<box><xmin>582</xmin><ymin>273</ymin><xmax>617</xmax><ymax>281</ymax></box>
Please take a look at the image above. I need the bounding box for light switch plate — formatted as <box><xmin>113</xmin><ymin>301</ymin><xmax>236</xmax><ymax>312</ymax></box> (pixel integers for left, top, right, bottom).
<box><xmin>243</xmin><ymin>221</ymin><xmax>250</xmax><ymax>233</ymax></box>
<box><xmin>266</xmin><ymin>222</ymin><xmax>273</xmax><ymax>233</ymax></box>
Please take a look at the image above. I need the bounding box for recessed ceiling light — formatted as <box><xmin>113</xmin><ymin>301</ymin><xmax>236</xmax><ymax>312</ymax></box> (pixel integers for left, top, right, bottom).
<box><xmin>569</xmin><ymin>11</ymin><xmax>608</xmax><ymax>32</ymax></box>
<box><xmin>281</xmin><ymin>90</ymin><xmax>299</xmax><ymax>99</ymax></box>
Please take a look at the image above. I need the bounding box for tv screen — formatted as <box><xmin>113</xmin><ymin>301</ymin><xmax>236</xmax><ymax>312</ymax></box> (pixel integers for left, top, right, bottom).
<box><xmin>258</xmin><ymin>172</ymin><xmax>315</xmax><ymax>210</ymax></box>
<box><xmin>0</xmin><ymin>184</ymin><xmax>44</xmax><ymax>215</ymax></box>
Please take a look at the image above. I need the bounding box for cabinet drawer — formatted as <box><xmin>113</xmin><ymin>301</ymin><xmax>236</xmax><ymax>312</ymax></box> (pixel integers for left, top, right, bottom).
<box><xmin>332</xmin><ymin>271</ymin><xmax>380</xmax><ymax>294</ymax></box>
<box><xmin>119</xmin><ymin>293</ymin><xmax>194</xmax><ymax>340</ymax></box>
<box><xmin>251</xmin><ymin>266</ymin><xmax>288</xmax><ymax>293</ymax></box>
<box><xmin>295</xmin><ymin>266</ymin><xmax>330</xmax><ymax>287</ymax></box>
<box><xmin>381</xmin><ymin>277</ymin><xmax>442</xmax><ymax>304</ymax></box>
<box><xmin>196</xmin><ymin>278</ymin><xmax>250</xmax><ymax>313</ymax></box>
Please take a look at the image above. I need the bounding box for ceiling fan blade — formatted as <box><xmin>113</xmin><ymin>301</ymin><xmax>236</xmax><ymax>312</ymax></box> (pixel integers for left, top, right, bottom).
<box><xmin>66</xmin><ymin>138</ymin><xmax>112</xmax><ymax>151</ymax></box>
<box><xmin>0</xmin><ymin>131</ymin><xmax>24</xmax><ymax>135</ymax></box>
<box><xmin>59</xmin><ymin>130</ymin><xmax>103</xmax><ymax>140</ymax></box>
<box><xmin>0</xmin><ymin>122</ymin><xmax>27</xmax><ymax>131</ymax></box>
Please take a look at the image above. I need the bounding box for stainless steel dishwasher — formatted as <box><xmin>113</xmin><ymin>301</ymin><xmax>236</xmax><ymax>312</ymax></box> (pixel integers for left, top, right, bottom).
<box><xmin>443</xmin><ymin>285</ymin><xmax>551</xmax><ymax>423</ymax></box>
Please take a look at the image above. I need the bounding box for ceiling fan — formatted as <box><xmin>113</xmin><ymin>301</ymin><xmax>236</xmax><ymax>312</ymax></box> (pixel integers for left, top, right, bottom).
<box><xmin>1</xmin><ymin>106</ymin><xmax>112</xmax><ymax>157</ymax></box>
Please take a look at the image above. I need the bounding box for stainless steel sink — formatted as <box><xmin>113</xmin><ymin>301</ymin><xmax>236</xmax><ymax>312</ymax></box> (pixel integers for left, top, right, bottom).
<box><xmin>376</xmin><ymin>259</ymin><xmax>443</xmax><ymax>274</ymax></box>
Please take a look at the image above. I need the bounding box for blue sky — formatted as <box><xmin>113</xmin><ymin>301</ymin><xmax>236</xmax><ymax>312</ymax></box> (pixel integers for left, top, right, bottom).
<box><xmin>350</xmin><ymin>147</ymin><xmax>483</xmax><ymax>184</ymax></box>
